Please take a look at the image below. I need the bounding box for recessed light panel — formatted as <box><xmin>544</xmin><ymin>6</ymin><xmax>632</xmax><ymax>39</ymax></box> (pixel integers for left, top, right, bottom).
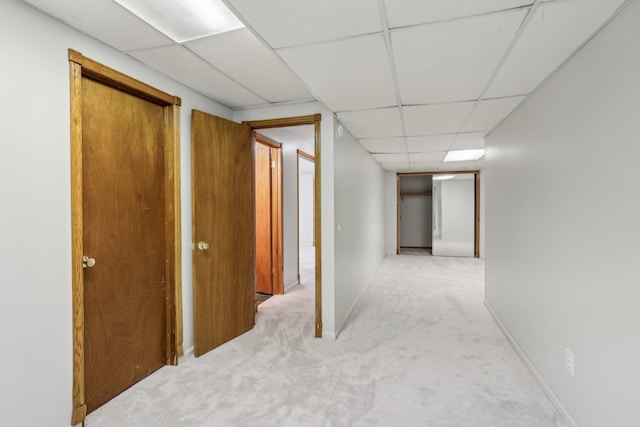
<box><xmin>444</xmin><ymin>149</ymin><xmax>485</xmax><ymax>162</ymax></box>
<box><xmin>115</xmin><ymin>0</ymin><xmax>244</xmax><ymax>43</ymax></box>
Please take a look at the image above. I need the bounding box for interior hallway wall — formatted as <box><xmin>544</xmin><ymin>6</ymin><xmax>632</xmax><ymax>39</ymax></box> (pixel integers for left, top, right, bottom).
<box><xmin>485</xmin><ymin>1</ymin><xmax>640</xmax><ymax>425</ymax></box>
<box><xmin>333</xmin><ymin>121</ymin><xmax>386</xmax><ymax>336</ymax></box>
<box><xmin>0</xmin><ymin>1</ymin><xmax>233</xmax><ymax>425</ymax></box>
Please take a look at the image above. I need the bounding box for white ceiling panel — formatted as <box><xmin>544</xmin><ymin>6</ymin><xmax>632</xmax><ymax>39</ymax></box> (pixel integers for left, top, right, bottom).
<box><xmin>451</xmin><ymin>132</ymin><xmax>486</xmax><ymax>150</ymax></box>
<box><xmin>392</xmin><ymin>9</ymin><xmax>526</xmax><ymax>104</ymax></box>
<box><xmin>22</xmin><ymin>0</ymin><xmax>173</xmax><ymax>51</ymax></box>
<box><xmin>226</xmin><ymin>0</ymin><xmax>382</xmax><ymax>48</ymax></box>
<box><xmin>407</xmin><ymin>135</ymin><xmax>455</xmax><ymax>152</ymax></box>
<box><xmin>439</xmin><ymin>160</ymin><xmax>478</xmax><ymax>170</ymax></box>
<box><xmin>129</xmin><ymin>45</ymin><xmax>267</xmax><ymax>108</ymax></box>
<box><xmin>372</xmin><ymin>153</ymin><xmax>409</xmax><ymax>163</ymax></box>
<box><xmin>485</xmin><ymin>0</ymin><xmax>627</xmax><ymax>98</ymax></box>
<box><xmin>463</xmin><ymin>96</ymin><xmax>525</xmax><ymax>132</ymax></box>
<box><xmin>360</xmin><ymin>138</ymin><xmax>406</xmax><ymax>153</ymax></box>
<box><xmin>337</xmin><ymin>108</ymin><xmax>403</xmax><ymax>139</ymax></box>
<box><xmin>404</xmin><ymin>102</ymin><xmax>475</xmax><ymax>136</ymax></box>
<box><xmin>278</xmin><ymin>35</ymin><xmax>396</xmax><ymax>112</ymax></box>
<box><xmin>409</xmin><ymin>152</ymin><xmax>446</xmax><ymax>163</ymax></box>
<box><xmin>384</xmin><ymin>0</ymin><xmax>533</xmax><ymax>28</ymax></box>
<box><xmin>381</xmin><ymin>162</ymin><xmax>412</xmax><ymax>171</ymax></box>
<box><xmin>186</xmin><ymin>29</ymin><xmax>312</xmax><ymax>103</ymax></box>
<box><xmin>410</xmin><ymin>162</ymin><xmax>442</xmax><ymax>172</ymax></box>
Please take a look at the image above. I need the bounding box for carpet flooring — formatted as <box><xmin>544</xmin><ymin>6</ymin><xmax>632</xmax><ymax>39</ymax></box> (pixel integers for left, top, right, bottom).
<box><xmin>86</xmin><ymin>255</ymin><xmax>567</xmax><ymax>427</ymax></box>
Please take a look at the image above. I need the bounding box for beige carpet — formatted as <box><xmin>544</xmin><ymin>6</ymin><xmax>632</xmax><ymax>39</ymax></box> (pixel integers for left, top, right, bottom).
<box><xmin>86</xmin><ymin>255</ymin><xmax>567</xmax><ymax>427</ymax></box>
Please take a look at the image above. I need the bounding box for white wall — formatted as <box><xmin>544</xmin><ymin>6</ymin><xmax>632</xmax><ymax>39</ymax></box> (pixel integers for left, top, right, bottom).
<box><xmin>0</xmin><ymin>1</ymin><xmax>234</xmax><ymax>425</ymax></box>
<box><xmin>333</xmin><ymin>121</ymin><xmax>386</xmax><ymax>336</ymax></box>
<box><xmin>299</xmin><ymin>170</ymin><xmax>315</xmax><ymax>247</ymax></box>
<box><xmin>485</xmin><ymin>1</ymin><xmax>640</xmax><ymax>426</ymax></box>
<box><xmin>234</xmin><ymin>103</ymin><xmax>336</xmax><ymax>336</ymax></box>
<box><xmin>384</xmin><ymin>172</ymin><xmax>398</xmax><ymax>254</ymax></box>
<box><xmin>280</xmin><ymin>137</ymin><xmax>314</xmax><ymax>288</ymax></box>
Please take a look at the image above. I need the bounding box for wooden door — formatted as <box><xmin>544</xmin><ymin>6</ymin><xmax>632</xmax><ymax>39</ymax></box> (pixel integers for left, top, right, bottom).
<box><xmin>192</xmin><ymin>110</ymin><xmax>255</xmax><ymax>357</ymax></box>
<box><xmin>255</xmin><ymin>141</ymin><xmax>273</xmax><ymax>294</ymax></box>
<box><xmin>82</xmin><ymin>77</ymin><xmax>168</xmax><ymax>412</ymax></box>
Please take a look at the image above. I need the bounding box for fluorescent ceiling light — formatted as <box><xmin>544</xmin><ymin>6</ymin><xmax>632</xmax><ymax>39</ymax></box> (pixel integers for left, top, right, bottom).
<box><xmin>115</xmin><ymin>0</ymin><xmax>245</xmax><ymax>43</ymax></box>
<box><xmin>433</xmin><ymin>174</ymin><xmax>455</xmax><ymax>180</ymax></box>
<box><xmin>443</xmin><ymin>149</ymin><xmax>484</xmax><ymax>162</ymax></box>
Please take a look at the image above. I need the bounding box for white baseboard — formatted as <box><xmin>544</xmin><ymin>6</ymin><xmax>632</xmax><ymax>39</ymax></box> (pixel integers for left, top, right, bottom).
<box><xmin>322</xmin><ymin>331</ymin><xmax>336</xmax><ymax>340</ymax></box>
<box><xmin>284</xmin><ymin>280</ymin><xmax>300</xmax><ymax>293</ymax></box>
<box><xmin>483</xmin><ymin>301</ymin><xmax>578</xmax><ymax>427</ymax></box>
<box><xmin>181</xmin><ymin>346</ymin><xmax>195</xmax><ymax>360</ymax></box>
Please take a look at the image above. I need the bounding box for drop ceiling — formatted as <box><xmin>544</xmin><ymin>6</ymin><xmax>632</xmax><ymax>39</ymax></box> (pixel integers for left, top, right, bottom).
<box><xmin>21</xmin><ymin>0</ymin><xmax>628</xmax><ymax>171</ymax></box>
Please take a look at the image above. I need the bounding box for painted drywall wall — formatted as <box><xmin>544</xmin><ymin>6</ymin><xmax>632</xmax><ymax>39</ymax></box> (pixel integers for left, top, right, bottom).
<box><xmin>384</xmin><ymin>172</ymin><xmax>398</xmax><ymax>254</ymax></box>
<box><xmin>0</xmin><ymin>1</ymin><xmax>233</xmax><ymax>425</ymax></box>
<box><xmin>485</xmin><ymin>1</ymin><xmax>640</xmax><ymax>425</ymax></box>
<box><xmin>333</xmin><ymin>121</ymin><xmax>386</xmax><ymax>336</ymax></box>
<box><xmin>234</xmin><ymin>103</ymin><xmax>336</xmax><ymax>337</ymax></box>
<box><xmin>299</xmin><ymin>170</ymin><xmax>315</xmax><ymax>247</ymax></box>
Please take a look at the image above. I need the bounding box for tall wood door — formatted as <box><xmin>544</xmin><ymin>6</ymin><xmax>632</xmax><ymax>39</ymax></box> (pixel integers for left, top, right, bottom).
<box><xmin>254</xmin><ymin>141</ymin><xmax>273</xmax><ymax>294</ymax></box>
<box><xmin>82</xmin><ymin>77</ymin><xmax>168</xmax><ymax>412</ymax></box>
<box><xmin>192</xmin><ymin>110</ymin><xmax>255</xmax><ymax>357</ymax></box>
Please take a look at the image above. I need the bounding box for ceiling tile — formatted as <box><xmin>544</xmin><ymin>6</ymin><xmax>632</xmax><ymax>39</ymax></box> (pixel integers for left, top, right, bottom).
<box><xmin>404</xmin><ymin>102</ymin><xmax>475</xmax><ymax>136</ymax></box>
<box><xmin>451</xmin><ymin>132</ymin><xmax>486</xmax><ymax>150</ymax></box>
<box><xmin>22</xmin><ymin>0</ymin><xmax>173</xmax><ymax>51</ymax></box>
<box><xmin>226</xmin><ymin>0</ymin><xmax>382</xmax><ymax>49</ymax></box>
<box><xmin>381</xmin><ymin>162</ymin><xmax>412</xmax><ymax>171</ymax></box>
<box><xmin>129</xmin><ymin>45</ymin><xmax>267</xmax><ymax>108</ymax></box>
<box><xmin>186</xmin><ymin>29</ymin><xmax>312</xmax><ymax>103</ymax></box>
<box><xmin>384</xmin><ymin>0</ymin><xmax>533</xmax><ymax>28</ymax></box>
<box><xmin>485</xmin><ymin>0</ymin><xmax>627</xmax><ymax>98</ymax></box>
<box><xmin>439</xmin><ymin>160</ymin><xmax>478</xmax><ymax>170</ymax></box>
<box><xmin>409</xmin><ymin>152</ymin><xmax>446</xmax><ymax>162</ymax></box>
<box><xmin>463</xmin><ymin>96</ymin><xmax>525</xmax><ymax>132</ymax></box>
<box><xmin>360</xmin><ymin>138</ymin><xmax>406</xmax><ymax>153</ymax></box>
<box><xmin>372</xmin><ymin>153</ymin><xmax>409</xmax><ymax>163</ymax></box>
<box><xmin>410</xmin><ymin>162</ymin><xmax>442</xmax><ymax>172</ymax></box>
<box><xmin>392</xmin><ymin>9</ymin><xmax>526</xmax><ymax>104</ymax></box>
<box><xmin>407</xmin><ymin>135</ymin><xmax>455</xmax><ymax>152</ymax></box>
<box><xmin>337</xmin><ymin>108</ymin><xmax>403</xmax><ymax>139</ymax></box>
<box><xmin>277</xmin><ymin>35</ymin><xmax>396</xmax><ymax>111</ymax></box>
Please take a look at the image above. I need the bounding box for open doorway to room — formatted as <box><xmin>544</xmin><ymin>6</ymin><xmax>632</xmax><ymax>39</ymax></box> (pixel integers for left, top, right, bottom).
<box><xmin>249</xmin><ymin>122</ymin><xmax>319</xmax><ymax>334</ymax></box>
<box><xmin>397</xmin><ymin>171</ymin><xmax>480</xmax><ymax>258</ymax></box>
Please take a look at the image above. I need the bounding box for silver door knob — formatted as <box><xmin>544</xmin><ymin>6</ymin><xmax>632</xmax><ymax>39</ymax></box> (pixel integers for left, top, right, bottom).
<box><xmin>82</xmin><ymin>256</ymin><xmax>96</xmax><ymax>268</ymax></box>
<box><xmin>197</xmin><ymin>241</ymin><xmax>210</xmax><ymax>250</ymax></box>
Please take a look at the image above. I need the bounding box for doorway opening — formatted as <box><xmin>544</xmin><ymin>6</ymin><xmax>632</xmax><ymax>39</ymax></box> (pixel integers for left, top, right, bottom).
<box><xmin>245</xmin><ymin>116</ymin><xmax>322</xmax><ymax>337</ymax></box>
<box><xmin>397</xmin><ymin>171</ymin><xmax>480</xmax><ymax>258</ymax></box>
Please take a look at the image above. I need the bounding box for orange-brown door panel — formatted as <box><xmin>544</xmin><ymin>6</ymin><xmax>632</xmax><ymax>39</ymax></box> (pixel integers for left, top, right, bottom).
<box><xmin>192</xmin><ymin>110</ymin><xmax>255</xmax><ymax>357</ymax></box>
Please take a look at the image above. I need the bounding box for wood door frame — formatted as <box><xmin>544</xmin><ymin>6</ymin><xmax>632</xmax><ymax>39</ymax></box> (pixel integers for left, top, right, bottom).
<box><xmin>296</xmin><ymin>150</ymin><xmax>315</xmax><ymax>283</ymax></box>
<box><xmin>254</xmin><ymin>133</ymin><xmax>284</xmax><ymax>294</ymax></box>
<box><xmin>243</xmin><ymin>115</ymin><xmax>323</xmax><ymax>338</ymax></box>
<box><xmin>396</xmin><ymin>170</ymin><xmax>480</xmax><ymax>258</ymax></box>
<box><xmin>69</xmin><ymin>49</ymin><xmax>182</xmax><ymax>425</ymax></box>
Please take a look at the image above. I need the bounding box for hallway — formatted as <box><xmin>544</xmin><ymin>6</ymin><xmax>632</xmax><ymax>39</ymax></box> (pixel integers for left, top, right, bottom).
<box><xmin>87</xmin><ymin>255</ymin><xmax>566</xmax><ymax>426</ymax></box>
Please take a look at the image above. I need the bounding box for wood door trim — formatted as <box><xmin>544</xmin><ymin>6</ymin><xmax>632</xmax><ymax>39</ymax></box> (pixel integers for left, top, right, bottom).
<box><xmin>244</xmin><ymin>115</ymin><xmax>323</xmax><ymax>338</ymax></box>
<box><xmin>298</xmin><ymin>150</ymin><xmax>315</xmax><ymax>162</ymax></box>
<box><xmin>272</xmin><ymin>147</ymin><xmax>284</xmax><ymax>294</ymax></box>
<box><xmin>69</xmin><ymin>50</ymin><xmax>181</xmax><ymax>425</ymax></box>
<box><xmin>397</xmin><ymin>170</ymin><xmax>480</xmax><ymax>258</ymax></box>
<box><xmin>254</xmin><ymin>132</ymin><xmax>282</xmax><ymax>149</ymax></box>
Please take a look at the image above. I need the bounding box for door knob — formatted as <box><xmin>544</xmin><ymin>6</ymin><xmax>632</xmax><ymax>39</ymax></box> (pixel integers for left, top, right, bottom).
<box><xmin>197</xmin><ymin>241</ymin><xmax>210</xmax><ymax>250</ymax></box>
<box><xmin>82</xmin><ymin>256</ymin><xmax>96</xmax><ymax>268</ymax></box>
